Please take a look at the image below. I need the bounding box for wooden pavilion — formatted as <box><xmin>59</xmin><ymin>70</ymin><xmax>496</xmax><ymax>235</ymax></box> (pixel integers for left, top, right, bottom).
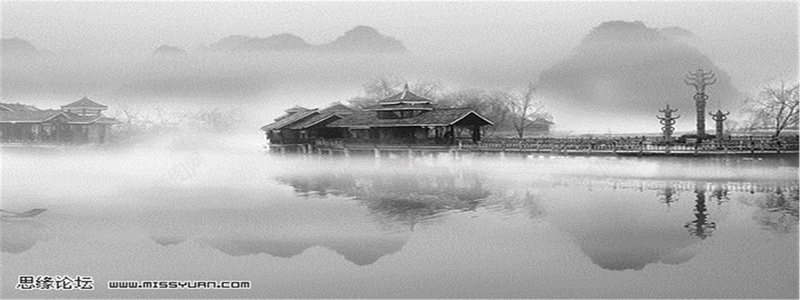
<box><xmin>327</xmin><ymin>84</ymin><xmax>494</xmax><ymax>144</ymax></box>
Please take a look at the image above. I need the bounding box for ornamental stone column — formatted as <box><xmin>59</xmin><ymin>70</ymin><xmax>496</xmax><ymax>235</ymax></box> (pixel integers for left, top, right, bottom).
<box><xmin>684</xmin><ymin>69</ymin><xmax>717</xmax><ymax>137</ymax></box>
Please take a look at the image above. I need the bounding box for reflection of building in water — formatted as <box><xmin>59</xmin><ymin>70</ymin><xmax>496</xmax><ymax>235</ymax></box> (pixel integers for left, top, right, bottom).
<box><xmin>710</xmin><ymin>183</ymin><xmax>730</xmax><ymax>205</ymax></box>
<box><xmin>742</xmin><ymin>187</ymin><xmax>799</xmax><ymax>233</ymax></box>
<box><xmin>199</xmin><ymin>237</ymin><xmax>408</xmax><ymax>266</ymax></box>
<box><xmin>277</xmin><ymin>169</ymin><xmax>491</xmax><ymax>227</ymax></box>
<box><xmin>555</xmin><ymin>176</ymin><xmax>797</xmax><ymax>195</ymax></box>
<box><xmin>658</xmin><ymin>185</ymin><xmax>679</xmax><ymax>207</ymax></box>
<box><xmin>685</xmin><ymin>182</ymin><xmax>717</xmax><ymax>239</ymax></box>
<box><xmin>485</xmin><ymin>189</ymin><xmax>547</xmax><ymax>219</ymax></box>
<box><xmin>1</xmin><ymin>220</ymin><xmax>50</xmax><ymax>254</ymax></box>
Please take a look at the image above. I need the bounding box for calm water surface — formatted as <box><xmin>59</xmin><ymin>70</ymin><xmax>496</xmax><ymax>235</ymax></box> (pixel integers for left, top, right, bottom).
<box><xmin>1</xmin><ymin>146</ymin><xmax>798</xmax><ymax>298</ymax></box>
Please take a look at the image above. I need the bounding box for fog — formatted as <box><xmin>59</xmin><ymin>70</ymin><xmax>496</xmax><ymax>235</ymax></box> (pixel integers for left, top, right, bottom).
<box><xmin>3</xmin><ymin>143</ymin><xmax>797</xmax><ymax>214</ymax></box>
<box><xmin>3</xmin><ymin>144</ymin><xmax>798</xmax><ymax>297</ymax></box>
<box><xmin>2</xmin><ymin>1</ymin><xmax>797</xmax><ymax>134</ymax></box>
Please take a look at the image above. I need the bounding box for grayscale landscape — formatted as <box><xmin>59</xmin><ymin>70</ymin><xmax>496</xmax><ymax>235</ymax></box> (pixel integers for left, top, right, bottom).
<box><xmin>1</xmin><ymin>1</ymin><xmax>798</xmax><ymax>299</ymax></box>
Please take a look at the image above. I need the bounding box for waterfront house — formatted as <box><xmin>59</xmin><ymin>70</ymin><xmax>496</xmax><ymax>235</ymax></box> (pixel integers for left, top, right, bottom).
<box><xmin>0</xmin><ymin>97</ymin><xmax>116</xmax><ymax>144</ymax></box>
<box><xmin>261</xmin><ymin>103</ymin><xmax>355</xmax><ymax>145</ymax></box>
<box><xmin>327</xmin><ymin>84</ymin><xmax>493</xmax><ymax>144</ymax></box>
<box><xmin>261</xmin><ymin>85</ymin><xmax>494</xmax><ymax>150</ymax></box>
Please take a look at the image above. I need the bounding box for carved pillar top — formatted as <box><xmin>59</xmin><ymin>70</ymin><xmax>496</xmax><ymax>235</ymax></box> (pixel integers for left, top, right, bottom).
<box><xmin>684</xmin><ymin>69</ymin><xmax>717</xmax><ymax>94</ymax></box>
<box><xmin>710</xmin><ymin>109</ymin><xmax>730</xmax><ymax>121</ymax></box>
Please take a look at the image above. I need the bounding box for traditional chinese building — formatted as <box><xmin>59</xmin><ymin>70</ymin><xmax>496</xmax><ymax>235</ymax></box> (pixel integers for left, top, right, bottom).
<box><xmin>261</xmin><ymin>103</ymin><xmax>355</xmax><ymax>145</ymax></box>
<box><xmin>328</xmin><ymin>85</ymin><xmax>493</xmax><ymax>144</ymax></box>
<box><xmin>261</xmin><ymin>85</ymin><xmax>494</xmax><ymax>149</ymax></box>
<box><xmin>0</xmin><ymin>97</ymin><xmax>116</xmax><ymax>144</ymax></box>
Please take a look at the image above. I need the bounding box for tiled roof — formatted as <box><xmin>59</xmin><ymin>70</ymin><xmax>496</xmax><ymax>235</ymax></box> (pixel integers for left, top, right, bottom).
<box><xmin>0</xmin><ymin>109</ymin><xmax>116</xmax><ymax>124</ymax></box>
<box><xmin>364</xmin><ymin>102</ymin><xmax>434</xmax><ymax>111</ymax></box>
<box><xmin>61</xmin><ymin>97</ymin><xmax>107</xmax><ymax>109</ymax></box>
<box><xmin>319</xmin><ymin>103</ymin><xmax>355</xmax><ymax>114</ymax></box>
<box><xmin>0</xmin><ymin>102</ymin><xmax>40</xmax><ymax>112</ymax></box>
<box><xmin>285</xmin><ymin>105</ymin><xmax>309</xmax><ymax>113</ymax></box>
<box><xmin>287</xmin><ymin>103</ymin><xmax>355</xmax><ymax>130</ymax></box>
<box><xmin>379</xmin><ymin>84</ymin><xmax>433</xmax><ymax>104</ymax></box>
<box><xmin>261</xmin><ymin>109</ymin><xmax>319</xmax><ymax>131</ymax></box>
<box><xmin>287</xmin><ymin>112</ymin><xmax>341</xmax><ymax>130</ymax></box>
<box><xmin>65</xmin><ymin>113</ymin><xmax>115</xmax><ymax>124</ymax></box>
<box><xmin>273</xmin><ymin>106</ymin><xmax>312</xmax><ymax>122</ymax></box>
<box><xmin>0</xmin><ymin>110</ymin><xmax>65</xmax><ymax>123</ymax></box>
<box><xmin>328</xmin><ymin>108</ymin><xmax>493</xmax><ymax>127</ymax></box>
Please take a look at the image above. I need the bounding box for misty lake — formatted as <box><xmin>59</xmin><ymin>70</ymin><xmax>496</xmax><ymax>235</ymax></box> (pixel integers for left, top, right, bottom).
<box><xmin>1</xmin><ymin>143</ymin><xmax>798</xmax><ymax>299</ymax></box>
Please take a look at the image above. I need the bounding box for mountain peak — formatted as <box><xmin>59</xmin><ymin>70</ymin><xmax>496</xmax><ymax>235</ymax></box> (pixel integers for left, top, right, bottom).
<box><xmin>153</xmin><ymin>45</ymin><xmax>186</xmax><ymax>56</ymax></box>
<box><xmin>2</xmin><ymin>37</ymin><xmax>39</xmax><ymax>54</ymax></box>
<box><xmin>344</xmin><ymin>25</ymin><xmax>382</xmax><ymax>37</ymax></box>
<box><xmin>537</xmin><ymin>20</ymin><xmax>743</xmax><ymax>116</ymax></box>
<box><xmin>320</xmin><ymin>25</ymin><xmax>408</xmax><ymax>53</ymax></box>
<box><xmin>583</xmin><ymin>20</ymin><xmax>665</xmax><ymax>44</ymax></box>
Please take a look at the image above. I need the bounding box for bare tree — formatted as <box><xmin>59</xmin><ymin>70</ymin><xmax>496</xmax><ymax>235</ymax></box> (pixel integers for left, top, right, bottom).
<box><xmin>107</xmin><ymin>105</ymin><xmax>242</xmax><ymax>144</ymax></box>
<box><xmin>504</xmin><ymin>82</ymin><xmax>552</xmax><ymax>138</ymax></box>
<box><xmin>742</xmin><ymin>80</ymin><xmax>799</xmax><ymax>137</ymax></box>
<box><xmin>439</xmin><ymin>88</ymin><xmax>509</xmax><ymax>138</ymax></box>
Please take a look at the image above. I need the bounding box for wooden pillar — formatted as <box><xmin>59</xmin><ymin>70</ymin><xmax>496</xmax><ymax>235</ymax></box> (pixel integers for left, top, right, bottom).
<box><xmin>280</xmin><ymin>146</ymin><xmax>286</xmax><ymax>155</ymax></box>
<box><xmin>344</xmin><ymin>148</ymin><xmax>351</xmax><ymax>157</ymax></box>
<box><xmin>449</xmin><ymin>126</ymin><xmax>455</xmax><ymax>145</ymax></box>
<box><xmin>374</xmin><ymin>147</ymin><xmax>380</xmax><ymax>159</ymax></box>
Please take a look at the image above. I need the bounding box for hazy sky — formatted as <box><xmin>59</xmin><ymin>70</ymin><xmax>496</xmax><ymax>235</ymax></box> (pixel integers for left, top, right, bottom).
<box><xmin>2</xmin><ymin>1</ymin><xmax>798</xmax><ymax>134</ymax></box>
<box><xmin>4</xmin><ymin>2</ymin><xmax>797</xmax><ymax>87</ymax></box>
<box><xmin>3</xmin><ymin>1</ymin><xmax>796</xmax><ymax>56</ymax></box>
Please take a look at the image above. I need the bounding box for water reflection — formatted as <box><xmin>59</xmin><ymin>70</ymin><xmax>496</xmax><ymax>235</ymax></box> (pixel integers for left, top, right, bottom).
<box><xmin>276</xmin><ymin>169</ymin><xmax>491</xmax><ymax>227</ymax></box>
<box><xmin>710</xmin><ymin>183</ymin><xmax>731</xmax><ymax>205</ymax></box>
<box><xmin>685</xmin><ymin>182</ymin><xmax>716</xmax><ymax>239</ymax></box>
<box><xmin>1</xmin><ymin>220</ymin><xmax>50</xmax><ymax>254</ymax></box>
<box><xmin>743</xmin><ymin>187</ymin><xmax>799</xmax><ymax>233</ymax></box>
<box><xmin>151</xmin><ymin>236</ymin><xmax>187</xmax><ymax>246</ymax></box>
<box><xmin>657</xmin><ymin>184</ymin><xmax>679</xmax><ymax>207</ymax></box>
<box><xmin>553</xmin><ymin>204</ymin><xmax>703</xmax><ymax>271</ymax></box>
<box><xmin>201</xmin><ymin>237</ymin><xmax>407</xmax><ymax>266</ymax></box>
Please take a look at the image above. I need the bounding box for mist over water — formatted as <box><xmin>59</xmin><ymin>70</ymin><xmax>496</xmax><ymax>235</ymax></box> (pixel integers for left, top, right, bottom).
<box><xmin>2</xmin><ymin>142</ymin><xmax>797</xmax><ymax>298</ymax></box>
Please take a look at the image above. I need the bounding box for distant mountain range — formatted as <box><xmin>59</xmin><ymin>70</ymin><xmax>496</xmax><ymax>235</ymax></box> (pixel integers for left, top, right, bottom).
<box><xmin>202</xmin><ymin>25</ymin><xmax>408</xmax><ymax>54</ymax></box>
<box><xmin>2</xmin><ymin>25</ymin><xmax>408</xmax><ymax>58</ymax></box>
<box><xmin>537</xmin><ymin>20</ymin><xmax>745</xmax><ymax>114</ymax></box>
<box><xmin>2</xmin><ymin>21</ymin><xmax>751</xmax><ymax>111</ymax></box>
